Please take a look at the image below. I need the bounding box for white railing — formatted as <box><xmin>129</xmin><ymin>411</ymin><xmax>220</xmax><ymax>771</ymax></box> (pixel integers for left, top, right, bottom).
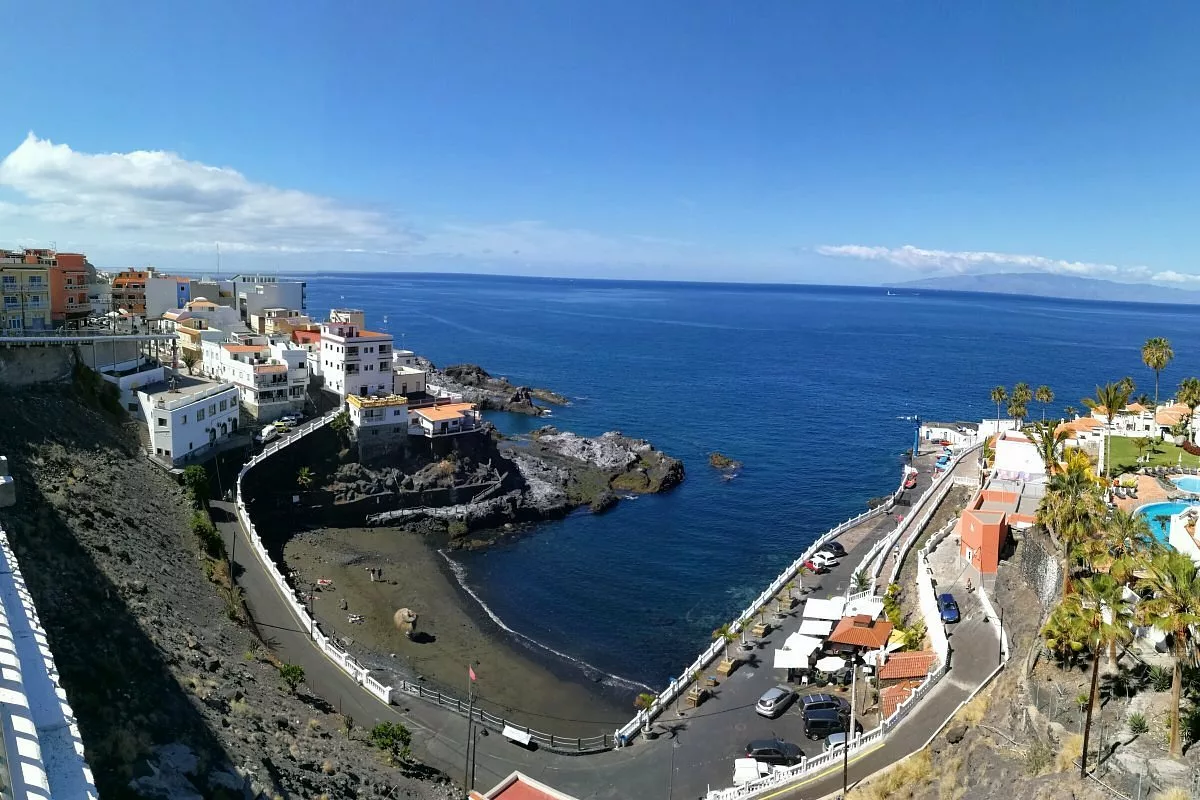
<box><xmin>234</xmin><ymin>410</ymin><xmax>395</xmax><ymax>705</ymax></box>
<box><xmin>975</xmin><ymin>578</ymin><xmax>1010</xmax><ymax>665</ymax></box>
<box><xmin>617</xmin><ymin>467</ymin><xmax>913</xmax><ymax>745</ymax></box>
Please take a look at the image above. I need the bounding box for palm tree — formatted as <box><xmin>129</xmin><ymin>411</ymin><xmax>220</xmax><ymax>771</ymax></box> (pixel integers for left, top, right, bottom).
<box><xmin>1035</xmin><ymin>385</ymin><xmax>1054</xmax><ymax>422</ymax></box>
<box><xmin>1041</xmin><ymin>603</ymin><xmax>1086</xmax><ymax>668</ymax></box>
<box><xmin>712</xmin><ymin>624</ymin><xmax>735</xmax><ymax>661</ymax></box>
<box><xmin>1083</xmin><ymin>382</ymin><xmax>1132</xmax><ymax>478</ymax></box>
<box><xmin>1137</xmin><ymin>550</ymin><xmax>1200</xmax><ymax>757</ymax></box>
<box><xmin>1064</xmin><ymin>405</ymin><xmax>1078</xmax><ymax>420</ymax></box>
<box><xmin>1028</xmin><ymin>421</ymin><xmax>1068</xmax><ymax>476</ymax></box>
<box><xmin>1066</xmin><ymin>574</ymin><xmax>1134</xmax><ymax>778</ymax></box>
<box><xmin>1178</xmin><ymin>378</ymin><xmax>1200</xmax><ymax>439</ymax></box>
<box><xmin>1142</xmin><ymin>337</ymin><xmax>1175</xmax><ymax>406</ymax></box>
<box><xmin>1119</xmin><ymin>376</ymin><xmax>1137</xmax><ymax>397</ymax></box>
<box><xmin>296</xmin><ymin>466</ymin><xmax>314</xmax><ymax>489</ymax></box>
<box><xmin>181</xmin><ymin>352</ymin><xmax>200</xmax><ymax>375</ymax></box>
<box><xmin>1012</xmin><ymin>382</ymin><xmax>1033</xmax><ymax>427</ymax></box>
<box><xmin>330</xmin><ymin>410</ymin><xmax>351</xmax><ymax>442</ymax></box>
<box><xmin>1101</xmin><ymin>508</ymin><xmax>1157</xmax><ymax>587</ymax></box>
<box><xmin>990</xmin><ymin>386</ymin><xmax>1008</xmax><ymax>429</ymax></box>
<box><xmin>1037</xmin><ymin>462</ymin><xmax>1105</xmax><ymax>596</ymax></box>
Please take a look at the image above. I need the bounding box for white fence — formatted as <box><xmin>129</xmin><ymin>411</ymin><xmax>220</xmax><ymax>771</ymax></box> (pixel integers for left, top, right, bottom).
<box><xmin>234</xmin><ymin>410</ymin><xmax>396</xmax><ymax>705</ymax></box>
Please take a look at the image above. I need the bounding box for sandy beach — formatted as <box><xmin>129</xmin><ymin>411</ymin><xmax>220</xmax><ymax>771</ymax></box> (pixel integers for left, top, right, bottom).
<box><xmin>283</xmin><ymin>526</ymin><xmax>629</xmax><ymax>738</ymax></box>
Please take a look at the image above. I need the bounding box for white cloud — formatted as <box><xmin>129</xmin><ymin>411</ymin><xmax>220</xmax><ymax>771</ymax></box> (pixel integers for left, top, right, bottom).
<box><xmin>1151</xmin><ymin>270</ymin><xmax>1200</xmax><ymax>284</ymax></box>
<box><xmin>0</xmin><ymin>133</ymin><xmax>748</xmax><ymax>275</ymax></box>
<box><xmin>814</xmin><ymin>243</ymin><xmax>1149</xmax><ymax>278</ymax></box>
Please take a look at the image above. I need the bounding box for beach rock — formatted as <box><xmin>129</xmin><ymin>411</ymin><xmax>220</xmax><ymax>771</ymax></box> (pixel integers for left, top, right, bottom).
<box><xmin>590</xmin><ymin>490</ymin><xmax>618</xmax><ymax>514</ymax></box>
<box><xmin>946</xmin><ymin>723</ymin><xmax>968</xmax><ymax>744</ymax></box>
<box><xmin>708</xmin><ymin>452</ymin><xmax>741</xmax><ymax>470</ymax></box>
<box><xmin>424</xmin><ymin>361</ymin><xmax>568</xmax><ymax>415</ymax></box>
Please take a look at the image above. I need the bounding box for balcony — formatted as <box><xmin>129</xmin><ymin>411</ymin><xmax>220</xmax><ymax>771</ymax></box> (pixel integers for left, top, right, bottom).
<box><xmin>343</xmin><ymin>349</ymin><xmax>360</xmax><ymax>361</ymax></box>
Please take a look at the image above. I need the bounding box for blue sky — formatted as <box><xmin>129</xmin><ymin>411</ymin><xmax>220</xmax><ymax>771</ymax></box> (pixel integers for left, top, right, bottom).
<box><xmin>2</xmin><ymin>2</ymin><xmax>1199</xmax><ymax>284</ymax></box>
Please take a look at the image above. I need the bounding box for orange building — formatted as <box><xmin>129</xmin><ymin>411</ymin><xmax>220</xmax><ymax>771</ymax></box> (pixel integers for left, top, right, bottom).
<box><xmin>112</xmin><ymin>269</ymin><xmax>150</xmax><ymax>315</ymax></box>
<box><xmin>8</xmin><ymin>248</ymin><xmax>91</xmax><ymax>326</ymax></box>
<box><xmin>957</xmin><ymin>486</ymin><xmax>1037</xmax><ymax>574</ymax></box>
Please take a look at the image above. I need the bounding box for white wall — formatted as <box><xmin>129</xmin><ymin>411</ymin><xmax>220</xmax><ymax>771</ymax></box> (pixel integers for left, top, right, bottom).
<box><xmin>145</xmin><ymin>277</ymin><xmax>188</xmax><ymax>319</ymax></box>
<box><xmin>393</xmin><ymin>365</ymin><xmax>426</xmax><ymax>396</ymax></box>
<box><xmin>238</xmin><ymin>281</ymin><xmax>306</xmax><ymax>321</ymax></box>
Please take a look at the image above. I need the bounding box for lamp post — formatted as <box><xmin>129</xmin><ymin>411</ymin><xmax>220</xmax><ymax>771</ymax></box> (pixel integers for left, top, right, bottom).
<box><xmin>841</xmin><ymin>652</ymin><xmax>863</xmax><ymax>798</ymax></box>
<box><xmin>998</xmin><ymin>606</ymin><xmax>1005</xmax><ymax>666</ymax></box>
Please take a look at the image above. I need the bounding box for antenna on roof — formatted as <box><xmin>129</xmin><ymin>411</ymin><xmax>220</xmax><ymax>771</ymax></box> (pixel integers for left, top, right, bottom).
<box><xmin>216</xmin><ymin>242</ymin><xmax>221</xmax><ymax>276</ymax></box>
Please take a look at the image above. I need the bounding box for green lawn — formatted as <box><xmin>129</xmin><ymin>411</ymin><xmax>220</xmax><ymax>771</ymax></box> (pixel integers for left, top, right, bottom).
<box><xmin>1107</xmin><ymin>435</ymin><xmax>1200</xmax><ymax>474</ymax></box>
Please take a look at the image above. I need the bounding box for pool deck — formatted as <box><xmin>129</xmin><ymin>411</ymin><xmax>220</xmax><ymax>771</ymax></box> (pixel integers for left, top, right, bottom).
<box><xmin>1115</xmin><ymin>474</ymin><xmax>1169</xmax><ymax>515</ymax></box>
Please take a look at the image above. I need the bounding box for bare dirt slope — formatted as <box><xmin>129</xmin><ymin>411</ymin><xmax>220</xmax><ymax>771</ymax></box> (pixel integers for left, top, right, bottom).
<box><xmin>0</xmin><ymin>384</ymin><xmax>451</xmax><ymax>799</ymax></box>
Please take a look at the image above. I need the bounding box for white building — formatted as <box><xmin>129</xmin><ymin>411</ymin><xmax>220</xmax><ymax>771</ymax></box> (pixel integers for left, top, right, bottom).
<box><xmin>393</xmin><ymin>351</ymin><xmax>427</xmax><ymax>397</ymax></box>
<box><xmin>410</xmin><ymin>402</ymin><xmax>482</xmax><ymax>438</ymax></box>
<box><xmin>87</xmin><ymin>278</ymin><xmax>112</xmax><ymax>318</ymax></box>
<box><xmin>991</xmin><ymin>430</ymin><xmax>1047</xmax><ymax>484</ymax></box>
<box><xmin>144</xmin><ymin>273</ymin><xmax>192</xmax><ymax>319</ymax></box>
<box><xmin>229</xmin><ymin>275</ymin><xmax>307</xmax><ymax>322</ymax></box>
<box><xmin>138</xmin><ymin>376</ymin><xmax>240</xmax><ymax>466</ymax></box>
<box><xmin>320</xmin><ymin>311</ymin><xmax>394</xmax><ymax>399</ymax></box>
<box><xmin>250</xmin><ymin>306</ymin><xmax>314</xmax><ymax>337</ymax></box>
<box><xmin>1089</xmin><ymin>403</ymin><xmax>1157</xmax><ymax>438</ymax></box>
<box><xmin>919</xmin><ymin>421</ymin><xmax>979</xmax><ymax>448</ymax></box>
<box><xmin>200</xmin><ymin>338</ymin><xmax>308</xmax><ymax>420</ymax></box>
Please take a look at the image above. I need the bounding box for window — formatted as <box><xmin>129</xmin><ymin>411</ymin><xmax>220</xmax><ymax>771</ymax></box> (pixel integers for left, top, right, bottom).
<box><xmin>182</xmin><ymin>414</ymin><xmax>188</xmax><ymax>423</ymax></box>
<box><xmin>1</xmin><ymin>275</ymin><xmax>13</xmax><ymax>285</ymax></box>
<box><xmin>209</xmin><ymin>403</ymin><xmax>216</xmax><ymax>416</ymax></box>
<box><xmin>197</xmin><ymin>409</ymin><xmax>205</xmax><ymax>421</ymax></box>
<box><xmin>219</xmin><ymin>399</ymin><xmax>227</xmax><ymax>411</ymax></box>
<box><xmin>28</xmin><ymin>275</ymin><xmax>42</xmax><ymax>285</ymax></box>
<box><xmin>7</xmin><ymin>318</ymin><xmax>18</xmax><ymax>330</ymax></box>
<box><xmin>4</xmin><ymin>296</ymin><xmax>17</xmax><ymax>309</ymax></box>
<box><xmin>157</xmin><ymin>417</ymin><xmax>167</xmax><ymax>427</ymax></box>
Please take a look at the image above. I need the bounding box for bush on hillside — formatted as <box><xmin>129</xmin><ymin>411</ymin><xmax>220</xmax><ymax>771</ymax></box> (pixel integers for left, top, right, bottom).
<box><xmin>191</xmin><ymin>511</ymin><xmax>225</xmax><ymax>560</ymax></box>
<box><xmin>182</xmin><ymin>465</ymin><xmax>210</xmax><ymax>507</ymax></box>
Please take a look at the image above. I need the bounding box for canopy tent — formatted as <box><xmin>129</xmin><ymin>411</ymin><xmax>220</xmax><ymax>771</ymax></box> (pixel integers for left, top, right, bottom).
<box><xmin>773</xmin><ymin>649</ymin><xmax>811</xmax><ymax>669</ymax></box>
<box><xmin>993</xmin><ymin>434</ymin><xmax>1047</xmax><ymax>484</ymax></box>
<box><xmin>781</xmin><ymin>632</ymin><xmax>824</xmax><ymax>660</ymax></box>
<box><xmin>844</xmin><ymin>595</ymin><xmax>884</xmax><ymax>619</ymax></box>
<box><xmin>802</xmin><ymin>597</ymin><xmax>846</xmax><ymax>621</ymax></box>
<box><xmin>798</xmin><ymin>619</ymin><xmax>835</xmax><ymax>637</ymax></box>
<box><xmin>861</xmin><ymin>641</ymin><xmax>904</xmax><ymax>667</ymax></box>
<box><xmin>814</xmin><ymin>655</ymin><xmax>847</xmax><ymax>673</ymax></box>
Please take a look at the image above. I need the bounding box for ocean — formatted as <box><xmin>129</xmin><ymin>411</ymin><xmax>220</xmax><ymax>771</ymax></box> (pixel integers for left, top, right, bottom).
<box><xmin>303</xmin><ymin>273</ymin><xmax>1200</xmax><ymax>691</ymax></box>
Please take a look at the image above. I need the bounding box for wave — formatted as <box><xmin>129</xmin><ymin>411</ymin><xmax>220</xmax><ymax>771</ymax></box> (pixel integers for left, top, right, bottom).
<box><xmin>439</xmin><ymin>551</ymin><xmax>653</xmax><ymax>694</ymax></box>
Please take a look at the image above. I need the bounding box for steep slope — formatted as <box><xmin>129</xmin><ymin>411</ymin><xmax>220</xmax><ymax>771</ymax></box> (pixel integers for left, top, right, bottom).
<box><xmin>0</xmin><ymin>384</ymin><xmax>450</xmax><ymax>799</ymax></box>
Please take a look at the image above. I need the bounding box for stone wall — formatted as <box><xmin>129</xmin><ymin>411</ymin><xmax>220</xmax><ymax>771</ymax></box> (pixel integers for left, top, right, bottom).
<box><xmin>0</xmin><ymin>346</ymin><xmax>75</xmax><ymax>386</ymax></box>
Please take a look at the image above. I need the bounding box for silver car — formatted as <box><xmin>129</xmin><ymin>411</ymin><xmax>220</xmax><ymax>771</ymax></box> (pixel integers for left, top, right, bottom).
<box><xmin>755</xmin><ymin>685</ymin><xmax>796</xmax><ymax>718</ymax></box>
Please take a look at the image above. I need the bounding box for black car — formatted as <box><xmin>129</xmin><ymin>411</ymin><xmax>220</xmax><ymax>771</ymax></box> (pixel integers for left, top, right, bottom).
<box><xmin>803</xmin><ymin>708</ymin><xmax>864</xmax><ymax>740</ymax></box>
<box><xmin>799</xmin><ymin>692</ymin><xmax>851</xmax><ymax>715</ymax></box>
<box><xmin>822</xmin><ymin>541</ymin><xmax>847</xmax><ymax>558</ymax></box>
<box><xmin>745</xmin><ymin>738</ymin><xmax>804</xmax><ymax>766</ymax></box>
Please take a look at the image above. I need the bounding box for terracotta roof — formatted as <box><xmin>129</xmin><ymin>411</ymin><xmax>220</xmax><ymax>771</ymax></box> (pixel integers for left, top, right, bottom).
<box><xmin>414</xmin><ymin>402</ymin><xmax>477</xmax><ymax>422</ymax></box>
<box><xmin>1157</xmin><ymin>403</ymin><xmax>1191</xmax><ymax>426</ymax></box>
<box><xmin>292</xmin><ymin>330</ymin><xmax>320</xmax><ymax>343</ymax></box>
<box><xmin>878</xmin><ymin>650</ymin><xmax>937</xmax><ymax>681</ymax></box>
<box><xmin>470</xmin><ymin>771</ymin><xmax>580</xmax><ymax>800</ymax></box>
<box><xmin>222</xmin><ymin>344</ymin><xmax>263</xmax><ymax>353</ymax></box>
<box><xmin>1056</xmin><ymin>417</ymin><xmax>1104</xmax><ymax>438</ymax></box>
<box><xmin>356</xmin><ymin>330</ymin><xmax>391</xmax><ymax>339</ymax></box>
<box><xmin>880</xmin><ymin>680</ymin><xmax>922</xmax><ymax>718</ymax></box>
<box><xmin>828</xmin><ymin>614</ymin><xmax>894</xmax><ymax>649</ymax></box>
<box><xmin>1126</xmin><ymin>402</ymin><xmax>1148</xmax><ymax>413</ymax></box>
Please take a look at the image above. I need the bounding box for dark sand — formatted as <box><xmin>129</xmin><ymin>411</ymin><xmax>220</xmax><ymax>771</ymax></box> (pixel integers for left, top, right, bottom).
<box><xmin>283</xmin><ymin>526</ymin><xmax>630</xmax><ymax>738</ymax></box>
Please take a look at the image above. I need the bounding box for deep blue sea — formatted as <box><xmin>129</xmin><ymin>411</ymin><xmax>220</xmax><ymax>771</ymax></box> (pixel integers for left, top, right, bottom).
<box><xmin>303</xmin><ymin>273</ymin><xmax>1200</xmax><ymax>691</ymax></box>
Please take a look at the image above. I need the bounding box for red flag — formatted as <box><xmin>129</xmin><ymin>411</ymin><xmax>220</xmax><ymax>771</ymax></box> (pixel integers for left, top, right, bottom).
<box><xmin>469</xmin><ymin>665</ymin><xmax>477</xmax><ymax>682</ymax></box>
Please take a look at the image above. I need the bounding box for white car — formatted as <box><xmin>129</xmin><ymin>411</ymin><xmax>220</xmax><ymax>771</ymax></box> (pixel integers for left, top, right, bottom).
<box><xmin>733</xmin><ymin>758</ymin><xmax>783</xmax><ymax>786</ymax></box>
<box><xmin>255</xmin><ymin>425</ymin><xmax>279</xmax><ymax>444</ymax></box>
<box><xmin>811</xmin><ymin>551</ymin><xmax>840</xmax><ymax>568</ymax></box>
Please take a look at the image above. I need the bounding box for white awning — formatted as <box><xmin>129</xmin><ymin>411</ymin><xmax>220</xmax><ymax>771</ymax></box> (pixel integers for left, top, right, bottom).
<box><xmin>802</xmin><ymin>597</ymin><xmax>846</xmax><ymax>621</ymax></box>
<box><xmin>773</xmin><ymin>649</ymin><xmax>811</xmax><ymax>669</ymax></box>
<box><xmin>781</xmin><ymin>632</ymin><xmax>824</xmax><ymax>660</ymax></box>
<box><xmin>502</xmin><ymin>725</ymin><xmax>532</xmax><ymax>745</ymax></box>
<box><xmin>844</xmin><ymin>596</ymin><xmax>884</xmax><ymax>619</ymax></box>
<box><xmin>799</xmin><ymin>619</ymin><xmax>834</xmax><ymax>637</ymax></box>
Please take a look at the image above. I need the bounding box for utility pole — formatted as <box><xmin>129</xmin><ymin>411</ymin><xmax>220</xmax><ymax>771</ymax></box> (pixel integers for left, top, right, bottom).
<box><xmin>842</xmin><ymin>654</ymin><xmax>858</xmax><ymax>796</ymax></box>
<box><xmin>464</xmin><ymin>677</ymin><xmax>474</xmax><ymax>792</ymax></box>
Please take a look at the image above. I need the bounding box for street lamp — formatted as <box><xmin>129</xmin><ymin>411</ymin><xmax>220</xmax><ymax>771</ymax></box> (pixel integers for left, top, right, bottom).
<box><xmin>840</xmin><ymin>652</ymin><xmax>865</xmax><ymax>797</ymax></box>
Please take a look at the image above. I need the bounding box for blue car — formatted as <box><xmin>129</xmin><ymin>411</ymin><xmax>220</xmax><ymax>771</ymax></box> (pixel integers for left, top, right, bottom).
<box><xmin>937</xmin><ymin>593</ymin><xmax>960</xmax><ymax>624</ymax></box>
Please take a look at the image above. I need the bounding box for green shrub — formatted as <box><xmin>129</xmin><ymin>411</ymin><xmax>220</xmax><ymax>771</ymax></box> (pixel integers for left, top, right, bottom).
<box><xmin>191</xmin><ymin>511</ymin><xmax>225</xmax><ymax>559</ymax></box>
<box><xmin>368</xmin><ymin>721</ymin><xmax>412</xmax><ymax>762</ymax></box>
<box><xmin>278</xmin><ymin>662</ymin><xmax>305</xmax><ymax>694</ymax></box>
<box><xmin>447</xmin><ymin>520</ymin><xmax>469</xmax><ymax>537</ymax></box>
<box><xmin>1150</xmin><ymin>665</ymin><xmax>1172</xmax><ymax>692</ymax></box>
<box><xmin>1128</xmin><ymin>712</ymin><xmax>1149</xmax><ymax>734</ymax></box>
<box><xmin>182</xmin><ymin>465</ymin><xmax>210</xmax><ymax>507</ymax></box>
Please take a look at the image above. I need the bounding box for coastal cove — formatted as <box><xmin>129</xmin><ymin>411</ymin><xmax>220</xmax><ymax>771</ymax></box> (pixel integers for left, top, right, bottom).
<box><xmin>302</xmin><ymin>274</ymin><xmax>1200</xmax><ymax>693</ymax></box>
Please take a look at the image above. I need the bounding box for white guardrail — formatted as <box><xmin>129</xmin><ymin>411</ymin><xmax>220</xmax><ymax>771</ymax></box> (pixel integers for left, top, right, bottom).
<box><xmin>234</xmin><ymin>411</ymin><xmax>396</xmax><ymax>705</ymax></box>
<box><xmin>701</xmin><ymin>444</ymin><xmax>986</xmax><ymax>800</ymax></box>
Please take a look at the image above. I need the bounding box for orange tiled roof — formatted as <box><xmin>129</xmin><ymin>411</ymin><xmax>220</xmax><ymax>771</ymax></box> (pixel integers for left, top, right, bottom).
<box><xmin>878</xmin><ymin>650</ymin><xmax>937</xmax><ymax>681</ymax></box>
<box><xmin>828</xmin><ymin>615</ymin><xmax>894</xmax><ymax>649</ymax></box>
<box><xmin>1157</xmin><ymin>403</ymin><xmax>1190</xmax><ymax>426</ymax></box>
<box><xmin>222</xmin><ymin>344</ymin><xmax>263</xmax><ymax>353</ymax></box>
<box><xmin>293</xmin><ymin>330</ymin><xmax>320</xmax><ymax>343</ymax></box>
<box><xmin>880</xmin><ymin>680</ymin><xmax>922</xmax><ymax>718</ymax></box>
<box><xmin>1126</xmin><ymin>402</ymin><xmax>1148</xmax><ymax>413</ymax></box>
<box><xmin>356</xmin><ymin>329</ymin><xmax>391</xmax><ymax>339</ymax></box>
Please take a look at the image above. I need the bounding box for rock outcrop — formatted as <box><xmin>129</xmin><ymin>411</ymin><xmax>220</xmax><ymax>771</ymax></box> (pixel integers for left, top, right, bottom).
<box><xmin>423</xmin><ymin>361</ymin><xmax>568</xmax><ymax>416</ymax></box>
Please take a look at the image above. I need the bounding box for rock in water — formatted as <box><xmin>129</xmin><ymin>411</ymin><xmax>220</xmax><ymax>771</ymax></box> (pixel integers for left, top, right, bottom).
<box><xmin>708</xmin><ymin>452</ymin><xmax>741</xmax><ymax>470</ymax></box>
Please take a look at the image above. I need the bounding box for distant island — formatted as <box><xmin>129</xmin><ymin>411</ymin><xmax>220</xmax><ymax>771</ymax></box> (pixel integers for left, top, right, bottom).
<box><xmin>888</xmin><ymin>272</ymin><xmax>1200</xmax><ymax>305</ymax></box>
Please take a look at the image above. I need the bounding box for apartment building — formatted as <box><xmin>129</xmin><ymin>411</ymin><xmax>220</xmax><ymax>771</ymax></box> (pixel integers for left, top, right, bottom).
<box><xmin>228</xmin><ymin>274</ymin><xmax>307</xmax><ymax>322</ymax></box>
<box><xmin>320</xmin><ymin>310</ymin><xmax>394</xmax><ymax>398</ymax></box>
<box><xmin>138</xmin><ymin>376</ymin><xmax>241</xmax><ymax>466</ymax></box>
<box><xmin>0</xmin><ymin>252</ymin><xmax>51</xmax><ymax>333</ymax></box>
<box><xmin>201</xmin><ymin>337</ymin><xmax>308</xmax><ymax>420</ymax></box>
<box><xmin>113</xmin><ymin>268</ymin><xmax>191</xmax><ymax>318</ymax></box>
<box><xmin>249</xmin><ymin>306</ymin><xmax>315</xmax><ymax>337</ymax></box>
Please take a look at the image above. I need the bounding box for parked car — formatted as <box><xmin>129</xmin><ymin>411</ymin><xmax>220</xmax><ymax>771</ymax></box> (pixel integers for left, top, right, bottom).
<box><xmin>755</xmin><ymin>685</ymin><xmax>796</xmax><ymax>718</ymax></box>
<box><xmin>799</xmin><ymin>693</ymin><xmax>850</xmax><ymax>715</ymax></box>
<box><xmin>802</xmin><ymin>559</ymin><xmax>828</xmax><ymax>575</ymax></box>
<box><xmin>822</xmin><ymin>541</ymin><xmax>847</xmax><ymax>558</ymax></box>
<box><xmin>279</xmin><ymin>413</ymin><xmax>302</xmax><ymax>425</ymax></box>
<box><xmin>812</xmin><ymin>550</ymin><xmax>841</xmax><ymax>567</ymax></box>
<box><xmin>803</xmin><ymin>708</ymin><xmax>863</xmax><ymax>740</ymax></box>
<box><xmin>744</xmin><ymin>738</ymin><xmax>804</xmax><ymax>766</ymax></box>
<box><xmin>256</xmin><ymin>425</ymin><xmax>278</xmax><ymax>444</ymax></box>
<box><xmin>937</xmin><ymin>593</ymin><xmax>961</xmax><ymax>624</ymax></box>
<box><xmin>824</xmin><ymin>730</ymin><xmax>850</xmax><ymax>752</ymax></box>
<box><xmin>732</xmin><ymin>758</ymin><xmax>777</xmax><ymax>786</ymax></box>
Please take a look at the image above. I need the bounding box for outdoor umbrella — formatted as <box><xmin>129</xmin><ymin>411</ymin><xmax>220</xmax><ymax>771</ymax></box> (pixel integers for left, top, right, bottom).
<box><xmin>814</xmin><ymin>655</ymin><xmax>847</xmax><ymax>673</ymax></box>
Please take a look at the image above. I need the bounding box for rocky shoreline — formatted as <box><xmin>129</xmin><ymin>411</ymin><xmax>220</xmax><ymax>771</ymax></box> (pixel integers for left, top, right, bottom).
<box><xmin>421</xmin><ymin>361</ymin><xmax>569</xmax><ymax>416</ymax></box>
<box><xmin>342</xmin><ymin>425</ymin><xmax>684</xmax><ymax>548</ymax></box>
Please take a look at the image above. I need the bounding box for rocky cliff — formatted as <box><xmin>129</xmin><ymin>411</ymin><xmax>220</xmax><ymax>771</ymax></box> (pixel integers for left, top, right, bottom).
<box><xmin>422</xmin><ymin>361</ymin><xmax>568</xmax><ymax>415</ymax></box>
<box><xmin>0</xmin><ymin>386</ymin><xmax>451</xmax><ymax>799</ymax></box>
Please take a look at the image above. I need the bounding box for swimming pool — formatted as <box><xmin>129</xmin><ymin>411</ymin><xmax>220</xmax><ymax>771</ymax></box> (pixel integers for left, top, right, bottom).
<box><xmin>1173</xmin><ymin>476</ymin><xmax>1200</xmax><ymax>494</ymax></box>
<box><xmin>1137</xmin><ymin>501</ymin><xmax>1198</xmax><ymax>543</ymax></box>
